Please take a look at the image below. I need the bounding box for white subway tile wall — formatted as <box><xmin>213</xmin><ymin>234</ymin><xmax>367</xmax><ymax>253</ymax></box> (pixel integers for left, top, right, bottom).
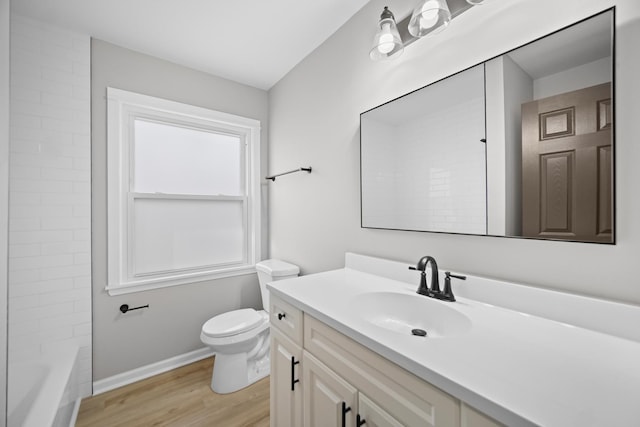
<box><xmin>396</xmin><ymin>96</ymin><xmax>487</xmax><ymax>234</ymax></box>
<box><xmin>8</xmin><ymin>14</ymin><xmax>91</xmax><ymax>400</ymax></box>
<box><xmin>362</xmin><ymin>96</ymin><xmax>486</xmax><ymax>234</ymax></box>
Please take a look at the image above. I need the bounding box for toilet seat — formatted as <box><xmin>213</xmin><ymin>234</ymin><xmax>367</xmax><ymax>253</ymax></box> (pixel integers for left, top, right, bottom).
<box><xmin>202</xmin><ymin>308</ymin><xmax>263</xmax><ymax>338</ymax></box>
<box><xmin>200</xmin><ymin>309</ymin><xmax>269</xmax><ymax>348</ymax></box>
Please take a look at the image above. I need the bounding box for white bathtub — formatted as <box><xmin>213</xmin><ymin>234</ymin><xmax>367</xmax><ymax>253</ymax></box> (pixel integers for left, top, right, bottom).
<box><xmin>7</xmin><ymin>345</ymin><xmax>79</xmax><ymax>427</ymax></box>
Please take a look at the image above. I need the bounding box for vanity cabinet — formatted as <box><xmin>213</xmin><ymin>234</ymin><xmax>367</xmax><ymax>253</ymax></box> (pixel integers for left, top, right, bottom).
<box><xmin>270</xmin><ymin>295</ymin><xmax>503</xmax><ymax>427</ymax></box>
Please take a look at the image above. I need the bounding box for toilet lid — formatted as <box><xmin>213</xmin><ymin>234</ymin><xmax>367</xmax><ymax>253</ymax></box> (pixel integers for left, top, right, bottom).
<box><xmin>202</xmin><ymin>308</ymin><xmax>264</xmax><ymax>338</ymax></box>
<box><xmin>256</xmin><ymin>259</ymin><xmax>300</xmax><ymax>277</ymax></box>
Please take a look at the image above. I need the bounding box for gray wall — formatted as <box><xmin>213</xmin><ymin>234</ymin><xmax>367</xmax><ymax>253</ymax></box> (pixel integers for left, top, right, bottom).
<box><xmin>1</xmin><ymin>0</ymin><xmax>8</xmax><ymax>422</ymax></box>
<box><xmin>486</xmin><ymin>55</ymin><xmax>531</xmax><ymax>237</ymax></box>
<box><xmin>501</xmin><ymin>55</ymin><xmax>531</xmax><ymax>237</ymax></box>
<box><xmin>268</xmin><ymin>0</ymin><xmax>640</xmax><ymax>305</ymax></box>
<box><xmin>91</xmin><ymin>40</ymin><xmax>269</xmax><ymax>380</ymax></box>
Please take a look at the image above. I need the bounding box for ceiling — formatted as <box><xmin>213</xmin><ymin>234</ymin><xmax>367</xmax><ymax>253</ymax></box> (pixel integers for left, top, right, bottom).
<box><xmin>11</xmin><ymin>0</ymin><xmax>371</xmax><ymax>90</ymax></box>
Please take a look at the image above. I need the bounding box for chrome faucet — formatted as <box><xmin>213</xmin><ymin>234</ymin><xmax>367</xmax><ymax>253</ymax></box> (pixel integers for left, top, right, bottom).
<box><xmin>409</xmin><ymin>256</ymin><xmax>466</xmax><ymax>302</ymax></box>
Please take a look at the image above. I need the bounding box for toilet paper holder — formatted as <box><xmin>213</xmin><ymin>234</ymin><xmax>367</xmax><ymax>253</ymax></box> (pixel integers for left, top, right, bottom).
<box><xmin>120</xmin><ymin>303</ymin><xmax>149</xmax><ymax>314</ymax></box>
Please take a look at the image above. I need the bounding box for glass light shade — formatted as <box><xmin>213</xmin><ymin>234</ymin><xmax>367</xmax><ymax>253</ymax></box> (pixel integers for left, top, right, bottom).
<box><xmin>370</xmin><ymin>7</ymin><xmax>404</xmax><ymax>60</ymax></box>
<box><xmin>408</xmin><ymin>0</ymin><xmax>452</xmax><ymax>38</ymax></box>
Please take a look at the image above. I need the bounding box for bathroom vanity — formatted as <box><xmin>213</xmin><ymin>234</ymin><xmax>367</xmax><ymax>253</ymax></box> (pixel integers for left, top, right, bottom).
<box><xmin>268</xmin><ymin>253</ymin><xmax>640</xmax><ymax>426</ymax></box>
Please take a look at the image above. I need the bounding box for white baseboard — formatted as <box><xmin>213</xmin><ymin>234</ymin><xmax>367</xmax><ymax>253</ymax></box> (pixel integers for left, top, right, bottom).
<box><xmin>92</xmin><ymin>347</ymin><xmax>214</xmax><ymax>396</ymax></box>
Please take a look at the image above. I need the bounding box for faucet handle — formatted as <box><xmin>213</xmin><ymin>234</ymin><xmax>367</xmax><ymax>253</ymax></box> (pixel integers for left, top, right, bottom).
<box><xmin>410</xmin><ymin>266</ymin><xmax>430</xmax><ymax>295</ymax></box>
<box><xmin>446</xmin><ymin>272</ymin><xmax>466</xmax><ymax>281</ymax></box>
<box><xmin>442</xmin><ymin>271</ymin><xmax>466</xmax><ymax>302</ymax></box>
<box><xmin>409</xmin><ymin>263</ymin><xmax>426</xmax><ymax>272</ymax></box>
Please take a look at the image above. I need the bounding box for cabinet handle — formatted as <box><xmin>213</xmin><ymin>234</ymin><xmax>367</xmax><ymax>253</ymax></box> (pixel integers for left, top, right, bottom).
<box><xmin>341</xmin><ymin>402</ymin><xmax>352</xmax><ymax>427</ymax></box>
<box><xmin>278</xmin><ymin>312</ymin><xmax>286</xmax><ymax>320</ymax></box>
<box><xmin>357</xmin><ymin>414</ymin><xmax>366</xmax><ymax>426</ymax></box>
<box><xmin>290</xmin><ymin>356</ymin><xmax>300</xmax><ymax>391</ymax></box>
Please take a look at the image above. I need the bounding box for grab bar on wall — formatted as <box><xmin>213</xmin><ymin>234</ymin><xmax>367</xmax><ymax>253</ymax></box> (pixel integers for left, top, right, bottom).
<box><xmin>265</xmin><ymin>167</ymin><xmax>312</xmax><ymax>182</ymax></box>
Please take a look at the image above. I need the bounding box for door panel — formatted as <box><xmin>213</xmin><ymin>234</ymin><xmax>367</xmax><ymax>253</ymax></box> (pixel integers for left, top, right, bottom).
<box><xmin>522</xmin><ymin>82</ymin><xmax>612</xmax><ymax>242</ymax></box>
<box><xmin>303</xmin><ymin>351</ymin><xmax>358</xmax><ymax>427</ymax></box>
<box><xmin>539</xmin><ymin>151</ymin><xmax>573</xmax><ymax>235</ymax></box>
<box><xmin>271</xmin><ymin>328</ymin><xmax>303</xmax><ymax>427</ymax></box>
<box><xmin>597</xmin><ymin>145</ymin><xmax>612</xmax><ymax>236</ymax></box>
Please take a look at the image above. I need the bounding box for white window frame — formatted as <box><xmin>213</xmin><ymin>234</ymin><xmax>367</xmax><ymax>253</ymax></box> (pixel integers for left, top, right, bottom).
<box><xmin>106</xmin><ymin>88</ymin><xmax>261</xmax><ymax>295</ymax></box>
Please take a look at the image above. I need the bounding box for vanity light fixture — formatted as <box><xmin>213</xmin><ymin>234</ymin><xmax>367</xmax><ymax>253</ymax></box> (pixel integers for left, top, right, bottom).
<box><xmin>370</xmin><ymin>6</ymin><xmax>404</xmax><ymax>60</ymax></box>
<box><xmin>370</xmin><ymin>0</ymin><xmax>484</xmax><ymax>61</ymax></box>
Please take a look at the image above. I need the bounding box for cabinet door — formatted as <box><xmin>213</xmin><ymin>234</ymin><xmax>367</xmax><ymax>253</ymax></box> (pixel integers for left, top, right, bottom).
<box><xmin>358</xmin><ymin>393</ymin><xmax>402</xmax><ymax>427</ymax></box>
<box><xmin>271</xmin><ymin>328</ymin><xmax>303</xmax><ymax>427</ymax></box>
<box><xmin>304</xmin><ymin>351</ymin><xmax>358</xmax><ymax>427</ymax></box>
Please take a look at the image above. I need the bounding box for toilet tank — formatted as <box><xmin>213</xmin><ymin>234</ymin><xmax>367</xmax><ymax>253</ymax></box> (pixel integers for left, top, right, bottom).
<box><xmin>256</xmin><ymin>259</ymin><xmax>299</xmax><ymax>313</ymax></box>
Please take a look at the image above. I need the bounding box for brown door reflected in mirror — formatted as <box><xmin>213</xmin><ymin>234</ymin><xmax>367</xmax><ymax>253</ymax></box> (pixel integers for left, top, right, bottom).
<box><xmin>521</xmin><ymin>82</ymin><xmax>613</xmax><ymax>242</ymax></box>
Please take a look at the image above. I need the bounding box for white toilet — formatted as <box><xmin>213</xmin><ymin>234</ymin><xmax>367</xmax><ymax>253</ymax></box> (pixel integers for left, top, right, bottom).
<box><xmin>200</xmin><ymin>259</ymin><xmax>299</xmax><ymax>394</ymax></box>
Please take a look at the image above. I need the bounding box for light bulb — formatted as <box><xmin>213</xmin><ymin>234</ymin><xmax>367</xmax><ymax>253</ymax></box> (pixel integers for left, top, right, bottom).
<box><xmin>377</xmin><ymin>23</ymin><xmax>395</xmax><ymax>54</ymax></box>
<box><xmin>408</xmin><ymin>0</ymin><xmax>451</xmax><ymax>37</ymax></box>
<box><xmin>419</xmin><ymin>1</ymin><xmax>441</xmax><ymax>29</ymax></box>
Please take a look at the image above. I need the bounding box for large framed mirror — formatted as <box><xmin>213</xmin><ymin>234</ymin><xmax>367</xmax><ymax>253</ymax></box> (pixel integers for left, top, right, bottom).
<box><xmin>360</xmin><ymin>8</ymin><xmax>614</xmax><ymax>243</ymax></box>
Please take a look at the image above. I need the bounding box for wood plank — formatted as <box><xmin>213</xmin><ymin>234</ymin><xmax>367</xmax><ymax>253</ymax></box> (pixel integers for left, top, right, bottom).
<box><xmin>76</xmin><ymin>357</ymin><xmax>270</xmax><ymax>427</ymax></box>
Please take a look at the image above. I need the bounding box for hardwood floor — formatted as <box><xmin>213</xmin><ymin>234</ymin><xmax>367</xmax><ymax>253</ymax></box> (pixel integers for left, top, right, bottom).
<box><xmin>76</xmin><ymin>357</ymin><xmax>270</xmax><ymax>427</ymax></box>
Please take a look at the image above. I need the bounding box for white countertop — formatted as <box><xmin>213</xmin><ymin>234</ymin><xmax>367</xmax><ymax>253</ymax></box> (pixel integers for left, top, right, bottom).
<box><xmin>267</xmin><ymin>254</ymin><xmax>640</xmax><ymax>427</ymax></box>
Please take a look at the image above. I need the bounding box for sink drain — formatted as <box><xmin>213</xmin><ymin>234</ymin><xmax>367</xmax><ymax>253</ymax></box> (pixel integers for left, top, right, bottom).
<box><xmin>411</xmin><ymin>328</ymin><xmax>427</xmax><ymax>337</ymax></box>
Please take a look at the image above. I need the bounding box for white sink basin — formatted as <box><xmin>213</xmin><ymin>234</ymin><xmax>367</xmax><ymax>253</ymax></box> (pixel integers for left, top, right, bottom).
<box><xmin>354</xmin><ymin>292</ymin><xmax>472</xmax><ymax>338</ymax></box>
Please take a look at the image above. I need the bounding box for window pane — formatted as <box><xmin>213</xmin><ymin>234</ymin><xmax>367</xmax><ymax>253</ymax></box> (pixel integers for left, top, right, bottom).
<box><xmin>134</xmin><ymin>119</ymin><xmax>243</xmax><ymax>195</ymax></box>
<box><xmin>132</xmin><ymin>198</ymin><xmax>245</xmax><ymax>275</ymax></box>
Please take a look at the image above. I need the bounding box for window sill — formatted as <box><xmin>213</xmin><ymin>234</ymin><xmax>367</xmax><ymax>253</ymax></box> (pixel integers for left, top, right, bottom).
<box><xmin>105</xmin><ymin>265</ymin><xmax>257</xmax><ymax>296</ymax></box>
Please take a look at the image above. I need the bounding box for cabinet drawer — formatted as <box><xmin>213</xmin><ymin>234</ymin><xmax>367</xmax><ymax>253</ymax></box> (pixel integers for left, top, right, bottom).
<box><xmin>304</xmin><ymin>314</ymin><xmax>460</xmax><ymax>427</ymax></box>
<box><xmin>270</xmin><ymin>294</ymin><xmax>303</xmax><ymax>346</ymax></box>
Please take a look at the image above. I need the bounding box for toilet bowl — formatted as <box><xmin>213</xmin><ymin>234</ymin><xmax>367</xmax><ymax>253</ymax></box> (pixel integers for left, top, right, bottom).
<box><xmin>200</xmin><ymin>259</ymin><xmax>299</xmax><ymax>394</ymax></box>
